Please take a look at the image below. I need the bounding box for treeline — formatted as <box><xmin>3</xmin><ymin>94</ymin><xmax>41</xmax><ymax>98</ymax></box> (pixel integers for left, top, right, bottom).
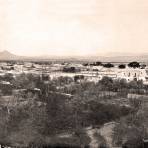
<box><xmin>113</xmin><ymin>100</ymin><xmax>148</xmax><ymax>148</ymax></box>
<box><xmin>59</xmin><ymin>76</ymin><xmax>148</xmax><ymax>98</ymax></box>
<box><xmin>0</xmin><ymin>94</ymin><xmax>131</xmax><ymax>147</ymax></box>
<box><xmin>0</xmin><ymin>73</ymin><xmax>147</xmax><ymax>99</ymax></box>
<box><xmin>83</xmin><ymin>61</ymin><xmax>146</xmax><ymax>69</ymax></box>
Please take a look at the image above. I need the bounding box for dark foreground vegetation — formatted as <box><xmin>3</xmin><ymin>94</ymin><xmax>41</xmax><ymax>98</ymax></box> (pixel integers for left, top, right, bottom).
<box><xmin>0</xmin><ymin>73</ymin><xmax>147</xmax><ymax>147</ymax></box>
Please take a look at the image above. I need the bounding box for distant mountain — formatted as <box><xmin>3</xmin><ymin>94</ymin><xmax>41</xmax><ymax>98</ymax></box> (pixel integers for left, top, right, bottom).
<box><xmin>98</xmin><ymin>54</ymin><xmax>148</xmax><ymax>62</ymax></box>
<box><xmin>0</xmin><ymin>50</ymin><xmax>30</xmax><ymax>60</ymax></box>
<box><xmin>0</xmin><ymin>50</ymin><xmax>19</xmax><ymax>60</ymax></box>
<box><xmin>0</xmin><ymin>50</ymin><xmax>148</xmax><ymax>62</ymax></box>
<box><xmin>84</xmin><ymin>56</ymin><xmax>148</xmax><ymax>63</ymax></box>
<box><xmin>72</xmin><ymin>52</ymin><xmax>148</xmax><ymax>62</ymax></box>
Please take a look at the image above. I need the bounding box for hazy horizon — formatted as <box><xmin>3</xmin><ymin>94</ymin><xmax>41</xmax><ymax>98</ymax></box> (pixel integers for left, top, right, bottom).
<box><xmin>2</xmin><ymin>50</ymin><xmax>148</xmax><ymax>58</ymax></box>
<box><xmin>1</xmin><ymin>0</ymin><xmax>148</xmax><ymax>56</ymax></box>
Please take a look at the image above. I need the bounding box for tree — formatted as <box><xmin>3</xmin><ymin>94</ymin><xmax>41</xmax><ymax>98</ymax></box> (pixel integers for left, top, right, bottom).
<box><xmin>128</xmin><ymin>62</ymin><xmax>140</xmax><ymax>68</ymax></box>
<box><xmin>129</xmin><ymin>98</ymin><xmax>142</xmax><ymax>112</ymax></box>
<box><xmin>74</xmin><ymin>75</ymin><xmax>84</xmax><ymax>82</ymax></box>
<box><xmin>140</xmin><ymin>64</ymin><xmax>146</xmax><ymax>69</ymax></box>
<box><xmin>96</xmin><ymin>61</ymin><xmax>102</xmax><ymax>66</ymax></box>
<box><xmin>0</xmin><ymin>107</ymin><xmax>9</xmax><ymax>144</ymax></box>
<box><xmin>118</xmin><ymin>64</ymin><xmax>126</xmax><ymax>69</ymax></box>
<box><xmin>0</xmin><ymin>73</ymin><xmax>14</xmax><ymax>82</ymax></box>
<box><xmin>5</xmin><ymin>99</ymin><xmax>48</xmax><ymax>147</ymax></box>
<box><xmin>128</xmin><ymin>80</ymin><xmax>138</xmax><ymax>89</ymax></box>
<box><xmin>54</xmin><ymin>76</ymin><xmax>73</xmax><ymax>86</ymax></box>
<box><xmin>63</xmin><ymin>67</ymin><xmax>77</xmax><ymax>73</ymax></box>
<box><xmin>12</xmin><ymin>73</ymin><xmax>41</xmax><ymax>89</ymax></box>
<box><xmin>103</xmin><ymin>63</ymin><xmax>114</xmax><ymax>68</ymax></box>
<box><xmin>83</xmin><ymin>63</ymin><xmax>89</xmax><ymax>66</ymax></box>
<box><xmin>99</xmin><ymin>76</ymin><xmax>113</xmax><ymax>91</ymax></box>
<box><xmin>44</xmin><ymin>92</ymin><xmax>76</xmax><ymax>135</ymax></box>
<box><xmin>113</xmin><ymin>113</ymin><xmax>147</xmax><ymax>148</ymax></box>
<box><xmin>120</xmin><ymin>79</ymin><xmax>127</xmax><ymax>88</ymax></box>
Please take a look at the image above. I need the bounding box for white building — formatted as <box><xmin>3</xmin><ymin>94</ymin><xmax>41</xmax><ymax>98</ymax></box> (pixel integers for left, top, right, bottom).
<box><xmin>117</xmin><ymin>68</ymin><xmax>148</xmax><ymax>82</ymax></box>
<box><xmin>80</xmin><ymin>67</ymin><xmax>148</xmax><ymax>83</ymax></box>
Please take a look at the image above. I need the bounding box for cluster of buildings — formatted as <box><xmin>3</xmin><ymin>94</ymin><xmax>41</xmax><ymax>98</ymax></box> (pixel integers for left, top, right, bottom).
<box><xmin>55</xmin><ymin>63</ymin><xmax>148</xmax><ymax>84</ymax></box>
<box><xmin>0</xmin><ymin>61</ymin><xmax>148</xmax><ymax>84</ymax></box>
<box><xmin>81</xmin><ymin>66</ymin><xmax>148</xmax><ymax>82</ymax></box>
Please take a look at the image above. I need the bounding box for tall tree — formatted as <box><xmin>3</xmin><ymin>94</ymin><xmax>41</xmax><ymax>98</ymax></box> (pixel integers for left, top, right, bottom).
<box><xmin>128</xmin><ymin>62</ymin><xmax>140</xmax><ymax>68</ymax></box>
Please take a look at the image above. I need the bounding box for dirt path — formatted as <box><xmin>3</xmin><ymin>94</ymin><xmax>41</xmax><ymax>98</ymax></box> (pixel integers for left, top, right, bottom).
<box><xmin>87</xmin><ymin>128</ymin><xmax>100</xmax><ymax>148</ymax></box>
<box><xmin>86</xmin><ymin>122</ymin><xmax>116</xmax><ymax>148</ymax></box>
<box><xmin>99</xmin><ymin>122</ymin><xmax>115</xmax><ymax>147</ymax></box>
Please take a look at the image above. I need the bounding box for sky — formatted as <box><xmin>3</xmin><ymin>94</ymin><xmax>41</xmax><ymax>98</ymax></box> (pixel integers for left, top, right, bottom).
<box><xmin>0</xmin><ymin>0</ymin><xmax>148</xmax><ymax>56</ymax></box>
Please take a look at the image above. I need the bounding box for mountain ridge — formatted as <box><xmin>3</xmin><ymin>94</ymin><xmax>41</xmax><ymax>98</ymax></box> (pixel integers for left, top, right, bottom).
<box><xmin>0</xmin><ymin>50</ymin><xmax>25</xmax><ymax>60</ymax></box>
<box><xmin>0</xmin><ymin>50</ymin><xmax>148</xmax><ymax>62</ymax></box>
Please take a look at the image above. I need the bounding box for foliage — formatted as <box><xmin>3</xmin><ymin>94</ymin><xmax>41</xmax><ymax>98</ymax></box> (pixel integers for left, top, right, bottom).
<box><xmin>63</xmin><ymin>67</ymin><xmax>78</xmax><ymax>73</ymax></box>
<box><xmin>0</xmin><ymin>99</ymin><xmax>48</xmax><ymax>147</ymax></box>
<box><xmin>89</xmin><ymin>61</ymin><xmax>102</xmax><ymax>66</ymax></box>
<box><xmin>128</xmin><ymin>62</ymin><xmax>140</xmax><ymax>68</ymax></box>
<box><xmin>103</xmin><ymin>63</ymin><xmax>114</xmax><ymax>68</ymax></box>
<box><xmin>0</xmin><ymin>83</ymin><xmax>13</xmax><ymax>95</ymax></box>
<box><xmin>53</xmin><ymin>76</ymin><xmax>73</xmax><ymax>86</ymax></box>
<box><xmin>118</xmin><ymin>64</ymin><xmax>126</xmax><ymax>69</ymax></box>
<box><xmin>113</xmin><ymin>101</ymin><xmax>148</xmax><ymax>148</ymax></box>
<box><xmin>129</xmin><ymin>98</ymin><xmax>142</xmax><ymax>112</ymax></box>
<box><xmin>0</xmin><ymin>74</ymin><xmax>141</xmax><ymax>147</ymax></box>
<box><xmin>0</xmin><ymin>73</ymin><xmax>14</xmax><ymax>82</ymax></box>
<box><xmin>96</xmin><ymin>61</ymin><xmax>102</xmax><ymax>66</ymax></box>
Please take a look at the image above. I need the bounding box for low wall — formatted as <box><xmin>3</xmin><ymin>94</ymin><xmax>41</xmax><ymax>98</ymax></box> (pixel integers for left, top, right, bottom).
<box><xmin>127</xmin><ymin>93</ymin><xmax>148</xmax><ymax>99</ymax></box>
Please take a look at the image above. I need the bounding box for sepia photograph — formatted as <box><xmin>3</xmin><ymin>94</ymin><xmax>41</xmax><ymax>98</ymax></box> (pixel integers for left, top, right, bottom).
<box><xmin>0</xmin><ymin>0</ymin><xmax>148</xmax><ymax>147</ymax></box>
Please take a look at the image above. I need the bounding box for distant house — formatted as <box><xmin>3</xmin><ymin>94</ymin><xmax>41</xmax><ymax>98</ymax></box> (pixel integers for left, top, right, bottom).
<box><xmin>78</xmin><ymin>66</ymin><xmax>148</xmax><ymax>83</ymax></box>
<box><xmin>117</xmin><ymin>68</ymin><xmax>147</xmax><ymax>82</ymax></box>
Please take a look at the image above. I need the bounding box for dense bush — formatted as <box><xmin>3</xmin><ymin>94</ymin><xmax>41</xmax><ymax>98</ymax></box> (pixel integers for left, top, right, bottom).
<box><xmin>103</xmin><ymin>63</ymin><xmax>114</xmax><ymax>68</ymax></box>
<box><xmin>118</xmin><ymin>64</ymin><xmax>126</xmax><ymax>69</ymax></box>
<box><xmin>128</xmin><ymin>62</ymin><xmax>140</xmax><ymax>68</ymax></box>
<box><xmin>0</xmin><ymin>74</ymin><xmax>138</xmax><ymax>147</ymax></box>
